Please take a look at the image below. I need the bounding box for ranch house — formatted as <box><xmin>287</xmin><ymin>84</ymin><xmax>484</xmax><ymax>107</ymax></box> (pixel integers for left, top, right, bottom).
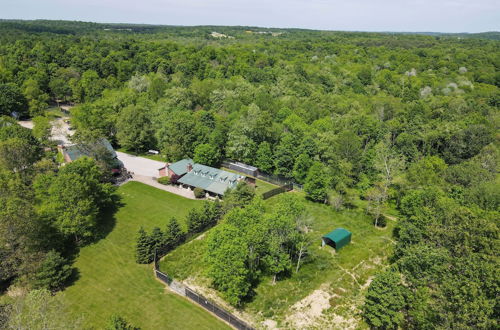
<box><xmin>158</xmin><ymin>159</ymin><xmax>246</xmax><ymax>197</ymax></box>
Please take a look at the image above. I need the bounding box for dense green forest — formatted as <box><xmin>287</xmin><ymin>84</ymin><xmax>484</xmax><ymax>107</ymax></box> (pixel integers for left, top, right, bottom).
<box><xmin>0</xmin><ymin>20</ymin><xmax>498</xmax><ymax>329</ymax></box>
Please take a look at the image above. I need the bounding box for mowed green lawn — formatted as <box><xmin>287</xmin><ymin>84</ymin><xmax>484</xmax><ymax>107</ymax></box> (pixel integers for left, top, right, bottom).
<box><xmin>220</xmin><ymin>167</ymin><xmax>278</xmax><ymax>195</ymax></box>
<box><xmin>161</xmin><ymin>192</ymin><xmax>395</xmax><ymax>326</ymax></box>
<box><xmin>62</xmin><ymin>181</ymin><xmax>230</xmax><ymax>329</ymax></box>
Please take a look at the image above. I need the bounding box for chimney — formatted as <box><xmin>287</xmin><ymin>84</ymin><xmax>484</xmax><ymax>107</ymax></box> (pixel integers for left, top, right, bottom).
<box><xmin>187</xmin><ymin>163</ymin><xmax>193</xmax><ymax>172</ymax></box>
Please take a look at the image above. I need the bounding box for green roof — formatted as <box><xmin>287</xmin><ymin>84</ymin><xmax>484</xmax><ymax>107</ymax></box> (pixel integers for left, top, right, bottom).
<box><xmin>168</xmin><ymin>159</ymin><xmax>194</xmax><ymax>176</ymax></box>
<box><xmin>322</xmin><ymin>228</ymin><xmax>351</xmax><ymax>250</ymax></box>
<box><xmin>177</xmin><ymin>162</ymin><xmax>245</xmax><ymax>195</ymax></box>
<box><xmin>65</xmin><ymin>138</ymin><xmax>120</xmax><ymax>166</ymax></box>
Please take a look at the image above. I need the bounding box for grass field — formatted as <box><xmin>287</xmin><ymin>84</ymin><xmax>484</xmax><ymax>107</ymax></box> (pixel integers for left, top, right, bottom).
<box><xmin>62</xmin><ymin>181</ymin><xmax>230</xmax><ymax>329</ymax></box>
<box><xmin>160</xmin><ymin>192</ymin><xmax>395</xmax><ymax>328</ymax></box>
<box><xmin>45</xmin><ymin>106</ymin><xmax>66</xmax><ymax>119</ymax></box>
<box><xmin>221</xmin><ymin>167</ymin><xmax>278</xmax><ymax>195</ymax></box>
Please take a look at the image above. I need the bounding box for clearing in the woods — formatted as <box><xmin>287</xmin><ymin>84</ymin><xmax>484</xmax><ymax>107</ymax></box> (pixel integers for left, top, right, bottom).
<box><xmin>62</xmin><ymin>181</ymin><xmax>230</xmax><ymax>330</ymax></box>
<box><xmin>160</xmin><ymin>192</ymin><xmax>396</xmax><ymax>328</ymax></box>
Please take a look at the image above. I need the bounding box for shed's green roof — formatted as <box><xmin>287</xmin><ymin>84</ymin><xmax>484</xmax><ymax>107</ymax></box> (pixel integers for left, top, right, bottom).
<box><xmin>168</xmin><ymin>159</ymin><xmax>194</xmax><ymax>176</ymax></box>
<box><xmin>177</xmin><ymin>163</ymin><xmax>245</xmax><ymax>195</ymax></box>
<box><xmin>65</xmin><ymin>138</ymin><xmax>120</xmax><ymax>166</ymax></box>
<box><xmin>323</xmin><ymin>228</ymin><xmax>351</xmax><ymax>250</ymax></box>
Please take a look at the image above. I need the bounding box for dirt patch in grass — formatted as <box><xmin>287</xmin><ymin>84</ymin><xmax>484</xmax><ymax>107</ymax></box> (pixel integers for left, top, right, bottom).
<box><xmin>6</xmin><ymin>286</ymin><xmax>26</xmax><ymax>298</ymax></box>
<box><xmin>360</xmin><ymin>276</ymin><xmax>374</xmax><ymax>291</ymax></box>
<box><xmin>285</xmin><ymin>284</ymin><xmax>337</xmax><ymax>329</ymax></box>
<box><xmin>262</xmin><ymin>319</ymin><xmax>278</xmax><ymax>329</ymax></box>
<box><xmin>330</xmin><ymin>314</ymin><xmax>358</xmax><ymax>330</ymax></box>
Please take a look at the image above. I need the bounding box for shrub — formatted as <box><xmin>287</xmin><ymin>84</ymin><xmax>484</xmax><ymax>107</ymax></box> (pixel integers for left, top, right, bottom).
<box><xmin>169</xmin><ymin>174</ymin><xmax>180</xmax><ymax>184</ymax></box>
<box><xmin>56</xmin><ymin>151</ymin><xmax>65</xmax><ymax>164</ymax></box>
<box><xmin>193</xmin><ymin>187</ymin><xmax>205</xmax><ymax>198</ymax></box>
<box><xmin>157</xmin><ymin>176</ymin><xmax>170</xmax><ymax>185</ymax></box>
<box><xmin>107</xmin><ymin>314</ymin><xmax>140</xmax><ymax>330</ymax></box>
<box><xmin>328</xmin><ymin>190</ymin><xmax>344</xmax><ymax>211</ymax></box>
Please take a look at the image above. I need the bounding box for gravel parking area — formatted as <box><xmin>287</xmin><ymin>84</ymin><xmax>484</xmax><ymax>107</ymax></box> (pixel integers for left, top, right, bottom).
<box><xmin>19</xmin><ymin>117</ymin><xmax>74</xmax><ymax>145</ymax></box>
<box><xmin>116</xmin><ymin>151</ymin><xmax>166</xmax><ymax>177</ymax></box>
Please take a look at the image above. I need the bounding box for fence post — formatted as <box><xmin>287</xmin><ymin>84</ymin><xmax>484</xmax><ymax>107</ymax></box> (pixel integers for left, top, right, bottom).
<box><xmin>153</xmin><ymin>248</ymin><xmax>157</xmax><ymax>270</ymax></box>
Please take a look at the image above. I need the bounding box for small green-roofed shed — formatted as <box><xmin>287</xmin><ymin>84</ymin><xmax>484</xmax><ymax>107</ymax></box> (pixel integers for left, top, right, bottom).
<box><xmin>322</xmin><ymin>228</ymin><xmax>351</xmax><ymax>250</ymax></box>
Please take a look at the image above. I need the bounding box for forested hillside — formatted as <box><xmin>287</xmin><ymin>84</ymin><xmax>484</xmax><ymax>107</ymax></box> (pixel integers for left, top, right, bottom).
<box><xmin>0</xmin><ymin>20</ymin><xmax>498</xmax><ymax>329</ymax></box>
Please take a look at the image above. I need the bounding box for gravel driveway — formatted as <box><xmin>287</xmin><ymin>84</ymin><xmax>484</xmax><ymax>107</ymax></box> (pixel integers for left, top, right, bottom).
<box><xmin>116</xmin><ymin>152</ymin><xmax>166</xmax><ymax>177</ymax></box>
<box><xmin>19</xmin><ymin>117</ymin><xmax>74</xmax><ymax>145</ymax></box>
<box><xmin>51</xmin><ymin>118</ymin><xmax>74</xmax><ymax>145</ymax></box>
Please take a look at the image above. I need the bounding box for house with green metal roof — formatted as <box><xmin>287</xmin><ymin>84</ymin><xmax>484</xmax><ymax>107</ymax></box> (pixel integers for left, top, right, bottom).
<box><xmin>58</xmin><ymin>138</ymin><xmax>122</xmax><ymax>168</ymax></box>
<box><xmin>159</xmin><ymin>159</ymin><xmax>246</xmax><ymax>197</ymax></box>
<box><xmin>158</xmin><ymin>158</ymin><xmax>194</xmax><ymax>178</ymax></box>
<box><xmin>322</xmin><ymin>228</ymin><xmax>352</xmax><ymax>251</ymax></box>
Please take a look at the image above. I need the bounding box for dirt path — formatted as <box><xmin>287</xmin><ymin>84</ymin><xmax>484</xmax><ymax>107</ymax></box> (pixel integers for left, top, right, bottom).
<box><xmin>383</xmin><ymin>214</ymin><xmax>398</xmax><ymax>221</ymax></box>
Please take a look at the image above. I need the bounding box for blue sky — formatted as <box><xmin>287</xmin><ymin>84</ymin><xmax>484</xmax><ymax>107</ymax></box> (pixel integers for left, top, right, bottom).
<box><xmin>3</xmin><ymin>0</ymin><xmax>499</xmax><ymax>32</ymax></box>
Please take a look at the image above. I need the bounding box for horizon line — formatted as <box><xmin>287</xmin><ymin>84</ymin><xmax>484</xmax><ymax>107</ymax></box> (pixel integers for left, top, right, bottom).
<box><xmin>1</xmin><ymin>18</ymin><xmax>498</xmax><ymax>35</ymax></box>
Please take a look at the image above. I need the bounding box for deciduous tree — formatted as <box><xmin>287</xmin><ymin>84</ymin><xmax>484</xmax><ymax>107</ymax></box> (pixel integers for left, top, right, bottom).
<box><xmin>193</xmin><ymin>143</ymin><xmax>220</xmax><ymax>167</ymax></box>
<box><xmin>116</xmin><ymin>104</ymin><xmax>155</xmax><ymax>152</ymax></box>
<box><xmin>304</xmin><ymin>162</ymin><xmax>330</xmax><ymax>203</ymax></box>
<box><xmin>0</xmin><ymin>83</ymin><xmax>28</xmax><ymax>118</ymax></box>
<box><xmin>363</xmin><ymin>270</ymin><xmax>407</xmax><ymax>329</ymax></box>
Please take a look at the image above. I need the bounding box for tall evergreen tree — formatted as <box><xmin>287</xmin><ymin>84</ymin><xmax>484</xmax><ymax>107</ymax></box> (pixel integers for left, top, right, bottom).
<box><xmin>135</xmin><ymin>227</ymin><xmax>152</xmax><ymax>264</ymax></box>
<box><xmin>149</xmin><ymin>227</ymin><xmax>164</xmax><ymax>251</ymax></box>
<box><xmin>163</xmin><ymin>217</ymin><xmax>185</xmax><ymax>251</ymax></box>
<box><xmin>33</xmin><ymin>250</ymin><xmax>72</xmax><ymax>292</ymax></box>
<box><xmin>186</xmin><ymin>208</ymin><xmax>204</xmax><ymax>234</ymax></box>
<box><xmin>203</xmin><ymin>200</ymin><xmax>222</xmax><ymax>228</ymax></box>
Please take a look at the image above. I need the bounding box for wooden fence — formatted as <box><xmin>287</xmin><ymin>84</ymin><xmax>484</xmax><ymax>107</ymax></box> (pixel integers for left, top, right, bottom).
<box><xmin>262</xmin><ymin>183</ymin><xmax>293</xmax><ymax>200</ymax></box>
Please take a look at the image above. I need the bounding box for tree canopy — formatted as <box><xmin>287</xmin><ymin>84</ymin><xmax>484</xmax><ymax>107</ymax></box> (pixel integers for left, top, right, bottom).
<box><xmin>0</xmin><ymin>20</ymin><xmax>498</xmax><ymax>328</ymax></box>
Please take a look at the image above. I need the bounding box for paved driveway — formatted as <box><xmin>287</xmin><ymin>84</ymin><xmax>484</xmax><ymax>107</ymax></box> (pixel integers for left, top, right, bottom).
<box><xmin>116</xmin><ymin>152</ymin><xmax>166</xmax><ymax>177</ymax></box>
